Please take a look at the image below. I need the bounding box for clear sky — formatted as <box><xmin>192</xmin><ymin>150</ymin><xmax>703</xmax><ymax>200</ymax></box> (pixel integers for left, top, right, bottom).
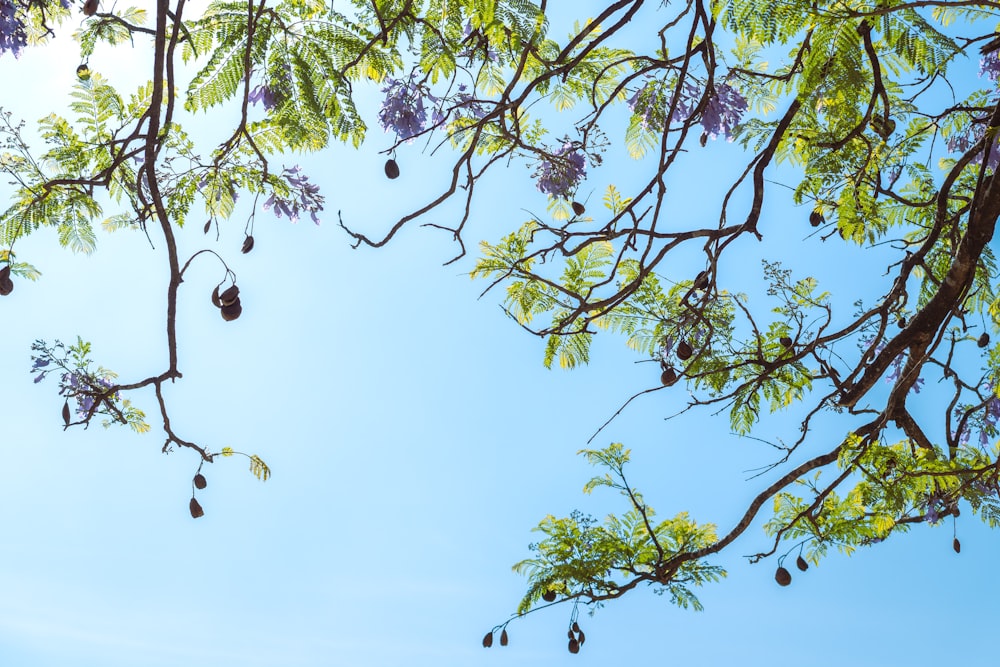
<box><xmin>0</xmin><ymin>4</ymin><xmax>997</xmax><ymax>666</ymax></box>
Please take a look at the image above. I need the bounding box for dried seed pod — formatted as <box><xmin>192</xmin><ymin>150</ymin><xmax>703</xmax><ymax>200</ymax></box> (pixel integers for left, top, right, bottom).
<box><xmin>542</xmin><ymin>589</ymin><xmax>556</xmax><ymax>602</ymax></box>
<box><xmin>676</xmin><ymin>341</ymin><xmax>693</xmax><ymax>361</ymax></box>
<box><xmin>189</xmin><ymin>497</ymin><xmax>205</xmax><ymax>519</ymax></box>
<box><xmin>660</xmin><ymin>367</ymin><xmax>677</xmax><ymax>386</ymax></box>
<box><xmin>384</xmin><ymin>158</ymin><xmax>400</xmax><ymax>179</ymax></box>
<box><xmin>0</xmin><ymin>265</ymin><xmax>9</xmax><ymax>281</ymax></box>
<box><xmin>211</xmin><ymin>286</ymin><xmax>222</xmax><ymax>308</ymax></box>
<box><xmin>0</xmin><ymin>276</ymin><xmax>12</xmax><ymax>296</ymax></box>
<box><xmin>953</xmin><ymin>538</ymin><xmax>961</xmax><ymax>553</ymax></box>
<box><xmin>219</xmin><ymin>285</ymin><xmax>240</xmax><ymax>306</ymax></box>
<box><xmin>571</xmin><ymin>201</ymin><xmax>586</xmax><ymax>216</ymax></box>
<box><xmin>699</xmin><ymin>131</ymin><xmax>709</xmax><ymax>147</ymax></box>
<box><xmin>221</xmin><ymin>299</ymin><xmax>243</xmax><ymax>322</ymax></box>
<box><xmin>76</xmin><ymin>64</ymin><xmax>90</xmax><ymax>80</ymax></box>
<box><xmin>577</xmin><ymin>630</ymin><xmax>585</xmax><ymax>645</ymax></box>
<box><xmin>571</xmin><ymin>622</ymin><xmax>581</xmax><ymax>634</ymax></box>
<box><xmin>500</xmin><ymin>629</ymin><xmax>509</xmax><ymax>646</ymax></box>
<box><xmin>82</xmin><ymin>0</ymin><xmax>98</xmax><ymax>16</ymax></box>
<box><xmin>978</xmin><ymin>333</ymin><xmax>990</xmax><ymax>348</ymax></box>
<box><xmin>897</xmin><ymin>317</ymin><xmax>907</xmax><ymax>328</ymax></box>
<box><xmin>692</xmin><ymin>271</ymin><xmax>709</xmax><ymax>290</ymax></box>
<box><xmin>567</xmin><ymin>629</ymin><xmax>575</xmax><ymax>639</ymax></box>
<box><xmin>482</xmin><ymin>632</ymin><xmax>493</xmax><ymax>648</ymax></box>
<box><xmin>193</xmin><ymin>473</ymin><xmax>207</xmax><ymax>490</ymax></box>
<box><xmin>809</xmin><ymin>210</ymin><xmax>824</xmax><ymax>227</ymax></box>
<box><xmin>203</xmin><ymin>219</ymin><xmax>211</xmax><ymax>234</ymax></box>
<box><xmin>775</xmin><ymin>566</ymin><xmax>792</xmax><ymax>586</ymax></box>
<box><xmin>796</xmin><ymin>555</ymin><xmax>809</xmax><ymax>571</ymax></box>
<box><xmin>62</xmin><ymin>400</ymin><xmax>71</xmax><ymax>426</ymax></box>
<box><xmin>779</xmin><ymin>336</ymin><xmax>793</xmax><ymax>348</ymax></box>
<box><xmin>241</xmin><ymin>235</ymin><xmax>255</xmax><ymax>254</ymax></box>
<box><xmin>568</xmin><ymin>638</ymin><xmax>580</xmax><ymax>654</ymax></box>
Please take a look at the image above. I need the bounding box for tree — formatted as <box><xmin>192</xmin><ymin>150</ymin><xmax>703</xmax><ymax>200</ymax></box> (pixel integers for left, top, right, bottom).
<box><xmin>2</xmin><ymin>0</ymin><xmax>1000</xmax><ymax>654</ymax></box>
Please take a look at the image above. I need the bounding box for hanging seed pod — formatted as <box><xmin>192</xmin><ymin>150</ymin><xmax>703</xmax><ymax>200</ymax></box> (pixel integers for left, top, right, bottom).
<box><xmin>676</xmin><ymin>341</ymin><xmax>693</xmax><ymax>361</ymax></box>
<box><xmin>779</xmin><ymin>336</ymin><xmax>793</xmax><ymax>348</ymax></box>
<box><xmin>897</xmin><ymin>317</ymin><xmax>907</xmax><ymax>328</ymax></box>
<box><xmin>500</xmin><ymin>629</ymin><xmax>509</xmax><ymax>646</ymax></box>
<box><xmin>482</xmin><ymin>632</ymin><xmax>493</xmax><ymax>648</ymax></box>
<box><xmin>189</xmin><ymin>497</ymin><xmax>205</xmax><ymax>519</ymax></box>
<box><xmin>82</xmin><ymin>0</ymin><xmax>98</xmax><ymax>16</ymax></box>
<box><xmin>219</xmin><ymin>285</ymin><xmax>240</xmax><ymax>306</ymax></box>
<box><xmin>76</xmin><ymin>64</ymin><xmax>91</xmax><ymax>80</ymax></box>
<box><xmin>577</xmin><ymin>630</ymin><xmax>585</xmax><ymax>645</ymax></box>
<box><xmin>0</xmin><ymin>276</ymin><xmax>12</xmax><ymax>296</ymax></box>
<box><xmin>62</xmin><ymin>400</ymin><xmax>71</xmax><ymax>426</ymax></box>
<box><xmin>692</xmin><ymin>271</ymin><xmax>709</xmax><ymax>290</ymax></box>
<box><xmin>384</xmin><ymin>158</ymin><xmax>400</xmax><ymax>179</ymax></box>
<box><xmin>660</xmin><ymin>367</ymin><xmax>678</xmax><ymax>386</ymax></box>
<box><xmin>193</xmin><ymin>473</ymin><xmax>207</xmax><ymax>490</ymax></box>
<box><xmin>567</xmin><ymin>629</ymin><xmax>575</xmax><ymax>640</ymax></box>
<box><xmin>796</xmin><ymin>555</ymin><xmax>809</xmax><ymax>571</ymax></box>
<box><xmin>203</xmin><ymin>219</ymin><xmax>211</xmax><ymax>234</ymax></box>
<box><xmin>211</xmin><ymin>286</ymin><xmax>222</xmax><ymax>308</ymax></box>
<box><xmin>571</xmin><ymin>201</ymin><xmax>586</xmax><ymax>216</ymax></box>
<box><xmin>809</xmin><ymin>210</ymin><xmax>824</xmax><ymax>227</ymax></box>
<box><xmin>221</xmin><ymin>299</ymin><xmax>243</xmax><ymax>322</ymax></box>
<box><xmin>542</xmin><ymin>589</ymin><xmax>556</xmax><ymax>602</ymax></box>
<box><xmin>241</xmin><ymin>235</ymin><xmax>255</xmax><ymax>254</ymax></box>
<box><xmin>775</xmin><ymin>566</ymin><xmax>792</xmax><ymax>586</ymax></box>
<box><xmin>568</xmin><ymin>638</ymin><xmax>580</xmax><ymax>654</ymax></box>
<box><xmin>699</xmin><ymin>131</ymin><xmax>709</xmax><ymax>147</ymax></box>
<box><xmin>978</xmin><ymin>333</ymin><xmax>990</xmax><ymax>348</ymax></box>
<box><xmin>953</xmin><ymin>538</ymin><xmax>961</xmax><ymax>553</ymax></box>
<box><xmin>571</xmin><ymin>622</ymin><xmax>581</xmax><ymax>634</ymax></box>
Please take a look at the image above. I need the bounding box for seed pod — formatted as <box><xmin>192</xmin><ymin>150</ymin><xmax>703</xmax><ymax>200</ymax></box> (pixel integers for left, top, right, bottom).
<box><xmin>568</xmin><ymin>638</ymin><xmax>580</xmax><ymax>654</ymax></box>
<box><xmin>0</xmin><ymin>265</ymin><xmax>9</xmax><ymax>281</ymax></box>
<box><xmin>775</xmin><ymin>566</ymin><xmax>791</xmax><ymax>586</ymax></box>
<box><xmin>0</xmin><ymin>276</ymin><xmax>12</xmax><ymax>296</ymax></box>
<box><xmin>699</xmin><ymin>131</ymin><xmax>708</xmax><ymax>147</ymax></box>
<box><xmin>203</xmin><ymin>219</ymin><xmax>212</xmax><ymax>234</ymax></box>
<box><xmin>809</xmin><ymin>210</ymin><xmax>824</xmax><ymax>227</ymax></box>
<box><xmin>189</xmin><ymin>497</ymin><xmax>205</xmax><ymax>519</ymax></box>
<box><xmin>241</xmin><ymin>235</ymin><xmax>255</xmax><ymax>254</ymax></box>
<box><xmin>82</xmin><ymin>0</ymin><xmax>98</xmax><ymax>16</ymax></box>
<box><xmin>384</xmin><ymin>158</ymin><xmax>400</xmax><ymax>179</ymax></box>
<box><xmin>571</xmin><ymin>622</ymin><xmax>580</xmax><ymax>634</ymax></box>
<box><xmin>211</xmin><ymin>286</ymin><xmax>222</xmax><ymax>308</ymax></box>
<box><xmin>567</xmin><ymin>629</ymin><xmax>575</xmax><ymax>639</ymax></box>
<box><xmin>676</xmin><ymin>341</ymin><xmax>693</xmax><ymax>361</ymax></box>
<box><xmin>796</xmin><ymin>555</ymin><xmax>809</xmax><ymax>571</ymax></box>
<box><xmin>978</xmin><ymin>333</ymin><xmax>990</xmax><ymax>348</ymax></box>
<box><xmin>500</xmin><ymin>629</ymin><xmax>509</xmax><ymax>646</ymax></box>
<box><xmin>62</xmin><ymin>400</ymin><xmax>71</xmax><ymax>426</ymax></box>
<box><xmin>897</xmin><ymin>317</ymin><xmax>907</xmax><ymax>328</ymax></box>
<box><xmin>482</xmin><ymin>632</ymin><xmax>493</xmax><ymax>648</ymax></box>
<box><xmin>577</xmin><ymin>630</ymin><xmax>585</xmax><ymax>645</ymax></box>
<box><xmin>780</xmin><ymin>336</ymin><xmax>793</xmax><ymax>348</ymax></box>
<box><xmin>219</xmin><ymin>285</ymin><xmax>240</xmax><ymax>306</ymax></box>
<box><xmin>571</xmin><ymin>201</ymin><xmax>586</xmax><ymax>216</ymax></box>
<box><xmin>953</xmin><ymin>538</ymin><xmax>961</xmax><ymax>553</ymax></box>
<box><xmin>692</xmin><ymin>271</ymin><xmax>709</xmax><ymax>290</ymax></box>
<box><xmin>660</xmin><ymin>367</ymin><xmax>677</xmax><ymax>386</ymax></box>
<box><xmin>76</xmin><ymin>64</ymin><xmax>90</xmax><ymax>80</ymax></box>
<box><xmin>221</xmin><ymin>299</ymin><xmax>243</xmax><ymax>322</ymax></box>
<box><xmin>193</xmin><ymin>473</ymin><xmax>207</xmax><ymax>490</ymax></box>
<box><xmin>542</xmin><ymin>589</ymin><xmax>556</xmax><ymax>602</ymax></box>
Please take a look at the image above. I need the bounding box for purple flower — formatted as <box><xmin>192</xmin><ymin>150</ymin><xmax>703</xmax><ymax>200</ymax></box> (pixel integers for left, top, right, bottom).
<box><xmin>533</xmin><ymin>142</ymin><xmax>586</xmax><ymax>199</ymax></box>
<box><xmin>264</xmin><ymin>166</ymin><xmax>324</xmax><ymax>225</ymax></box>
<box><xmin>946</xmin><ymin>121</ymin><xmax>1000</xmax><ymax>171</ymax></box>
<box><xmin>249</xmin><ymin>84</ymin><xmax>281</xmax><ymax>111</ymax></box>
<box><xmin>701</xmin><ymin>84</ymin><xmax>748</xmax><ymax>141</ymax></box>
<box><xmin>0</xmin><ymin>0</ymin><xmax>27</xmax><ymax>58</ymax></box>
<box><xmin>378</xmin><ymin>74</ymin><xmax>431</xmax><ymax>141</ymax></box>
<box><xmin>980</xmin><ymin>51</ymin><xmax>1000</xmax><ymax>82</ymax></box>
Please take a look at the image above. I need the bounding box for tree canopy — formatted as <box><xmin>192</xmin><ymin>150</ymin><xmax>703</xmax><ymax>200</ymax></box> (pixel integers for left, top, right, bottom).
<box><xmin>3</xmin><ymin>0</ymin><xmax>1000</xmax><ymax>654</ymax></box>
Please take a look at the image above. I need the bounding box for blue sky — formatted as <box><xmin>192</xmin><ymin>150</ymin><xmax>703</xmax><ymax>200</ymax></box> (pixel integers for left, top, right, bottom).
<box><xmin>1</xmin><ymin>4</ymin><xmax>998</xmax><ymax>666</ymax></box>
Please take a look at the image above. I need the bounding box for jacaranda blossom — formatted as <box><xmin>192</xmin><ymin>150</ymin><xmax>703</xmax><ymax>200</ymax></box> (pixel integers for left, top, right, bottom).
<box><xmin>533</xmin><ymin>143</ymin><xmax>586</xmax><ymax>199</ymax></box>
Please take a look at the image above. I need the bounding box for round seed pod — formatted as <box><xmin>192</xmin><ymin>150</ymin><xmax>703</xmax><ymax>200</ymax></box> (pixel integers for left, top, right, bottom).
<box><xmin>219</xmin><ymin>285</ymin><xmax>240</xmax><ymax>306</ymax></box>
<box><xmin>0</xmin><ymin>276</ymin><xmax>12</xmax><ymax>296</ymax></box>
<box><xmin>0</xmin><ymin>265</ymin><xmax>9</xmax><ymax>281</ymax></box>
<box><xmin>384</xmin><ymin>159</ymin><xmax>400</xmax><ymax>179</ymax></box>
<box><xmin>500</xmin><ymin>629</ymin><xmax>509</xmax><ymax>647</ymax></box>
<box><xmin>796</xmin><ymin>555</ymin><xmax>809</xmax><ymax>571</ymax></box>
<box><xmin>779</xmin><ymin>336</ymin><xmax>793</xmax><ymax>348</ymax></box>
<box><xmin>897</xmin><ymin>317</ymin><xmax>907</xmax><ymax>328</ymax></box>
<box><xmin>571</xmin><ymin>622</ymin><xmax>580</xmax><ymax>634</ymax></box>
<box><xmin>978</xmin><ymin>333</ymin><xmax>990</xmax><ymax>348</ymax></box>
<box><xmin>660</xmin><ymin>367</ymin><xmax>677</xmax><ymax>386</ymax></box>
<box><xmin>571</xmin><ymin>201</ymin><xmax>586</xmax><ymax>216</ymax></box>
<box><xmin>221</xmin><ymin>299</ymin><xmax>242</xmax><ymax>321</ymax></box>
<box><xmin>76</xmin><ymin>64</ymin><xmax>91</xmax><ymax>80</ymax></box>
<box><xmin>953</xmin><ymin>538</ymin><xmax>961</xmax><ymax>553</ymax></box>
<box><xmin>568</xmin><ymin>638</ymin><xmax>580</xmax><ymax>654</ymax></box>
<box><xmin>676</xmin><ymin>341</ymin><xmax>693</xmax><ymax>361</ymax></box>
<box><xmin>189</xmin><ymin>497</ymin><xmax>205</xmax><ymax>519</ymax></box>
<box><xmin>241</xmin><ymin>235</ymin><xmax>255</xmax><ymax>254</ymax></box>
<box><xmin>83</xmin><ymin>0</ymin><xmax>98</xmax><ymax>16</ymax></box>
<box><xmin>775</xmin><ymin>566</ymin><xmax>792</xmax><ymax>586</ymax></box>
<box><xmin>541</xmin><ymin>589</ymin><xmax>556</xmax><ymax>602</ymax></box>
<box><xmin>809</xmin><ymin>210</ymin><xmax>824</xmax><ymax>227</ymax></box>
<box><xmin>482</xmin><ymin>632</ymin><xmax>493</xmax><ymax>648</ymax></box>
<box><xmin>193</xmin><ymin>473</ymin><xmax>207</xmax><ymax>490</ymax></box>
<box><xmin>567</xmin><ymin>629</ymin><xmax>574</xmax><ymax>639</ymax></box>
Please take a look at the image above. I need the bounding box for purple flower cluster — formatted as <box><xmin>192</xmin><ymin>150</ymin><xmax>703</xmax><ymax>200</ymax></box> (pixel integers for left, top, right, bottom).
<box><xmin>264</xmin><ymin>166</ymin><xmax>324</xmax><ymax>224</ymax></box>
<box><xmin>62</xmin><ymin>371</ymin><xmax>119</xmax><ymax>417</ymax></box>
<box><xmin>980</xmin><ymin>50</ymin><xmax>1000</xmax><ymax>82</ymax></box>
<box><xmin>0</xmin><ymin>0</ymin><xmax>28</xmax><ymax>58</ymax></box>
<box><xmin>946</xmin><ymin>121</ymin><xmax>1000</xmax><ymax>171</ymax></box>
<box><xmin>249</xmin><ymin>84</ymin><xmax>281</xmax><ymax>111</ymax></box>
<box><xmin>861</xmin><ymin>336</ymin><xmax>923</xmax><ymax>393</ymax></box>
<box><xmin>378</xmin><ymin>74</ymin><xmax>438</xmax><ymax>141</ymax></box>
<box><xmin>453</xmin><ymin>83</ymin><xmax>488</xmax><ymax>121</ymax></box>
<box><xmin>955</xmin><ymin>382</ymin><xmax>1000</xmax><ymax>447</ymax></box>
<box><xmin>533</xmin><ymin>142</ymin><xmax>586</xmax><ymax>199</ymax></box>
<box><xmin>628</xmin><ymin>78</ymin><xmax>746</xmax><ymax>141</ymax></box>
